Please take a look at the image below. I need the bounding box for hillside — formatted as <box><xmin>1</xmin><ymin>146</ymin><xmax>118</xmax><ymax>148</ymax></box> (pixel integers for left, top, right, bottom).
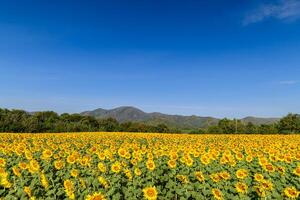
<box><xmin>81</xmin><ymin>106</ymin><xmax>279</xmax><ymax>129</ymax></box>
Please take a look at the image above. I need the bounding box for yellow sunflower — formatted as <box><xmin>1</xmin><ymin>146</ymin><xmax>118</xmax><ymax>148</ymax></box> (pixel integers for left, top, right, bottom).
<box><xmin>111</xmin><ymin>162</ymin><xmax>122</xmax><ymax>173</ymax></box>
<box><xmin>54</xmin><ymin>160</ymin><xmax>65</xmax><ymax>170</ymax></box>
<box><xmin>66</xmin><ymin>154</ymin><xmax>76</xmax><ymax>164</ymax></box>
<box><xmin>0</xmin><ymin>158</ymin><xmax>6</xmax><ymax>167</ymax></box>
<box><xmin>29</xmin><ymin>160</ymin><xmax>40</xmax><ymax>173</ymax></box>
<box><xmin>143</xmin><ymin>186</ymin><xmax>158</xmax><ymax>200</ymax></box>
<box><xmin>134</xmin><ymin>168</ymin><xmax>142</xmax><ymax>176</ymax></box>
<box><xmin>284</xmin><ymin>187</ymin><xmax>299</xmax><ymax>199</ymax></box>
<box><xmin>254</xmin><ymin>173</ymin><xmax>264</xmax><ymax>182</ymax></box>
<box><xmin>293</xmin><ymin>166</ymin><xmax>300</xmax><ymax>177</ymax></box>
<box><xmin>19</xmin><ymin>162</ymin><xmax>28</xmax><ymax>170</ymax></box>
<box><xmin>70</xmin><ymin>169</ymin><xmax>79</xmax><ymax>178</ymax></box>
<box><xmin>167</xmin><ymin>159</ymin><xmax>176</xmax><ymax>169</ymax></box>
<box><xmin>236</xmin><ymin>169</ymin><xmax>248</xmax><ymax>179</ymax></box>
<box><xmin>146</xmin><ymin>160</ymin><xmax>156</xmax><ymax>171</ymax></box>
<box><xmin>24</xmin><ymin>186</ymin><xmax>32</xmax><ymax>197</ymax></box>
<box><xmin>235</xmin><ymin>182</ymin><xmax>248</xmax><ymax>194</ymax></box>
<box><xmin>85</xmin><ymin>192</ymin><xmax>106</xmax><ymax>200</ymax></box>
<box><xmin>195</xmin><ymin>171</ymin><xmax>205</xmax><ymax>182</ymax></box>
<box><xmin>98</xmin><ymin>162</ymin><xmax>106</xmax><ymax>173</ymax></box>
<box><xmin>211</xmin><ymin>188</ymin><xmax>222</xmax><ymax>200</ymax></box>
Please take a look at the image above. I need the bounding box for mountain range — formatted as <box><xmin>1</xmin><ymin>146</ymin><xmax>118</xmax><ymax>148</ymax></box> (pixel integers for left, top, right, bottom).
<box><xmin>81</xmin><ymin>106</ymin><xmax>279</xmax><ymax>129</ymax></box>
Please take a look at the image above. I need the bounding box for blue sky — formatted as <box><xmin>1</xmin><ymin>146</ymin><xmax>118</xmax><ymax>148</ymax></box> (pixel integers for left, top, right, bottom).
<box><xmin>0</xmin><ymin>0</ymin><xmax>300</xmax><ymax>118</ymax></box>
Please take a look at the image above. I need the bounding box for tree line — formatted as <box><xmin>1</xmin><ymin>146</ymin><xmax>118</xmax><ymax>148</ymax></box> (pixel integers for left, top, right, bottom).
<box><xmin>191</xmin><ymin>113</ymin><xmax>300</xmax><ymax>134</ymax></box>
<box><xmin>0</xmin><ymin>108</ymin><xmax>299</xmax><ymax>134</ymax></box>
<box><xmin>0</xmin><ymin>108</ymin><xmax>172</xmax><ymax>133</ymax></box>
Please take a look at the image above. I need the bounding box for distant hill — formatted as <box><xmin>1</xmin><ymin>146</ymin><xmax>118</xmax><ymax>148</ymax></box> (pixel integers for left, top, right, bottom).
<box><xmin>241</xmin><ymin>116</ymin><xmax>279</xmax><ymax>125</ymax></box>
<box><xmin>81</xmin><ymin>106</ymin><xmax>280</xmax><ymax>129</ymax></box>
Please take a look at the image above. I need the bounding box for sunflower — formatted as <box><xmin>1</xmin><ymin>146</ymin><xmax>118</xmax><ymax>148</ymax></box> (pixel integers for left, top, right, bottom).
<box><xmin>80</xmin><ymin>156</ymin><xmax>90</xmax><ymax>167</ymax></box>
<box><xmin>24</xmin><ymin>186</ymin><xmax>32</xmax><ymax>197</ymax></box>
<box><xmin>211</xmin><ymin>188</ymin><xmax>222</xmax><ymax>200</ymax></box>
<box><xmin>118</xmin><ymin>148</ymin><xmax>127</xmax><ymax>158</ymax></box>
<box><xmin>54</xmin><ymin>160</ymin><xmax>65</xmax><ymax>170</ymax></box>
<box><xmin>97</xmin><ymin>153</ymin><xmax>106</xmax><ymax>160</ymax></box>
<box><xmin>124</xmin><ymin>168</ymin><xmax>132</xmax><ymax>180</ymax></box>
<box><xmin>146</xmin><ymin>160</ymin><xmax>156</xmax><ymax>171</ymax></box>
<box><xmin>185</xmin><ymin>158</ymin><xmax>194</xmax><ymax>167</ymax></box>
<box><xmin>29</xmin><ymin>160</ymin><xmax>40</xmax><ymax>173</ymax></box>
<box><xmin>19</xmin><ymin>162</ymin><xmax>28</xmax><ymax>170</ymax></box>
<box><xmin>195</xmin><ymin>171</ymin><xmax>205</xmax><ymax>182</ymax></box>
<box><xmin>254</xmin><ymin>173</ymin><xmax>264</xmax><ymax>182</ymax></box>
<box><xmin>63</xmin><ymin>179</ymin><xmax>75</xmax><ymax>199</ymax></box>
<box><xmin>210</xmin><ymin>174</ymin><xmax>221</xmax><ymax>183</ymax></box>
<box><xmin>86</xmin><ymin>192</ymin><xmax>106</xmax><ymax>200</ymax></box>
<box><xmin>98</xmin><ymin>162</ymin><xmax>106</xmax><ymax>173</ymax></box>
<box><xmin>263</xmin><ymin>163</ymin><xmax>275</xmax><ymax>173</ymax></box>
<box><xmin>200</xmin><ymin>155</ymin><xmax>210</xmax><ymax>165</ymax></box>
<box><xmin>255</xmin><ymin>186</ymin><xmax>266</xmax><ymax>197</ymax></box>
<box><xmin>277</xmin><ymin>166</ymin><xmax>285</xmax><ymax>175</ymax></box>
<box><xmin>167</xmin><ymin>159</ymin><xmax>176</xmax><ymax>169</ymax></box>
<box><xmin>220</xmin><ymin>157</ymin><xmax>227</xmax><ymax>165</ymax></box>
<box><xmin>276</xmin><ymin>154</ymin><xmax>285</xmax><ymax>161</ymax></box>
<box><xmin>176</xmin><ymin>175</ymin><xmax>189</xmax><ymax>184</ymax></box>
<box><xmin>235</xmin><ymin>182</ymin><xmax>248</xmax><ymax>194</ymax></box>
<box><xmin>79</xmin><ymin>178</ymin><xmax>86</xmax><ymax>189</ymax></box>
<box><xmin>285</xmin><ymin>156</ymin><xmax>292</xmax><ymax>163</ymax></box>
<box><xmin>111</xmin><ymin>162</ymin><xmax>122</xmax><ymax>173</ymax></box>
<box><xmin>245</xmin><ymin>155</ymin><xmax>253</xmax><ymax>162</ymax></box>
<box><xmin>229</xmin><ymin>159</ymin><xmax>237</xmax><ymax>167</ymax></box>
<box><xmin>63</xmin><ymin>179</ymin><xmax>74</xmax><ymax>192</ymax></box>
<box><xmin>42</xmin><ymin>149</ymin><xmax>53</xmax><ymax>159</ymax></box>
<box><xmin>235</xmin><ymin>152</ymin><xmax>244</xmax><ymax>161</ymax></box>
<box><xmin>0</xmin><ymin>158</ymin><xmax>6</xmax><ymax>167</ymax></box>
<box><xmin>143</xmin><ymin>186</ymin><xmax>158</xmax><ymax>200</ymax></box>
<box><xmin>67</xmin><ymin>155</ymin><xmax>76</xmax><ymax>164</ymax></box>
<box><xmin>284</xmin><ymin>187</ymin><xmax>299</xmax><ymax>199</ymax></box>
<box><xmin>70</xmin><ymin>169</ymin><xmax>79</xmax><ymax>178</ymax></box>
<box><xmin>0</xmin><ymin>176</ymin><xmax>12</xmax><ymax>188</ymax></box>
<box><xmin>147</xmin><ymin>153</ymin><xmax>154</xmax><ymax>160</ymax></box>
<box><xmin>293</xmin><ymin>166</ymin><xmax>300</xmax><ymax>177</ymax></box>
<box><xmin>193</xmin><ymin>151</ymin><xmax>200</xmax><ymax>158</ymax></box>
<box><xmin>98</xmin><ymin>176</ymin><xmax>109</xmax><ymax>189</ymax></box>
<box><xmin>169</xmin><ymin>152</ymin><xmax>178</xmax><ymax>160</ymax></box>
<box><xmin>131</xmin><ymin>159</ymin><xmax>138</xmax><ymax>166</ymax></box>
<box><xmin>40</xmin><ymin>173</ymin><xmax>49</xmax><ymax>189</ymax></box>
<box><xmin>134</xmin><ymin>168</ymin><xmax>142</xmax><ymax>176</ymax></box>
<box><xmin>67</xmin><ymin>192</ymin><xmax>75</xmax><ymax>200</ymax></box>
<box><xmin>12</xmin><ymin>166</ymin><xmax>21</xmax><ymax>177</ymax></box>
<box><xmin>258</xmin><ymin>157</ymin><xmax>268</xmax><ymax>166</ymax></box>
<box><xmin>261</xmin><ymin>180</ymin><xmax>273</xmax><ymax>190</ymax></box>
<box><xmin>220</xmin><ymin>171</ymin><xmax>230</xmax><ymax>180</ymax></box>
<box><xmin>236</xmin><ymin>169</ymin><xmax>248</xmax><ymax>179</ymax></box>
<box><xmin>15</xmin><ymin>146</ymin><xmax>24</xmax><ymax>156</ymax></box>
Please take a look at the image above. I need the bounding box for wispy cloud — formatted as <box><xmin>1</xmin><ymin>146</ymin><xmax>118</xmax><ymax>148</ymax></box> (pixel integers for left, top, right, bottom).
<box><xmin>279</xmin><ymin>80</ymin><xmax>298</xmax><ymax>85</ymax></box>
<box><xmin>243</xmin><ymin>0</ymin><xmax>300</xmax><ymax>25</ymax></box>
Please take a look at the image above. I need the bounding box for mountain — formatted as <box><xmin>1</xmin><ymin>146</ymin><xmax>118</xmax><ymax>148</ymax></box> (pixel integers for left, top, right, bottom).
<box><xmin>81</xmin><ymin>106</ymin><xmax>280</xmax><ymax>129</ymax></box>
<box><xmin>241</xmin><ymin>116</ymin><xmax>279</xmax><ymax>125</ymax></box>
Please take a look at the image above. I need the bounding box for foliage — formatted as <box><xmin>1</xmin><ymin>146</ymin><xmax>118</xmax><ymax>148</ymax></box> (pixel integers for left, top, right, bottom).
<box><xmin>0</xmin><ymin>108</ymin><xmax>172</xmax><ymax>133</ymax></box>
<box><xmin>192</xmin><ymin>114</ymin><xmax>300</xmax><ymax>134</ymax></box>
<box><xmin>0</xmin><ymin>108</ymin><xmax>300</xmax><ymax>134</ymax></box>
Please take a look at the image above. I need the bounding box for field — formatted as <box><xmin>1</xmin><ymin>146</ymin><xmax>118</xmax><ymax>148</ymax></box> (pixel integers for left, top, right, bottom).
<box><xmin>0</xmin><ymin>133</ymin><xmax>299</xmax><ymax>200</ymax></box>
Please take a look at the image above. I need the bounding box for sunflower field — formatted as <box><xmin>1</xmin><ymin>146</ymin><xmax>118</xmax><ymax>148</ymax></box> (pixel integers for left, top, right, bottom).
<box><xmin>0</xmin><ymin>133</ymin><xmax>299</xmax><ymax>200</ymax></box>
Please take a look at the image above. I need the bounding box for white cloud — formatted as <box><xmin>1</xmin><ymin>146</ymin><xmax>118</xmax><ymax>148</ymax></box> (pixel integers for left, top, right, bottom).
<box><xmin>243</xmin><ymin>0</ymin><xmax>300</xmax><ymax>25</ymax></box>
<box><xmin>279</xmin><ymin>80</ymin><xmax>298</xmax><ymax>85</ymax></box>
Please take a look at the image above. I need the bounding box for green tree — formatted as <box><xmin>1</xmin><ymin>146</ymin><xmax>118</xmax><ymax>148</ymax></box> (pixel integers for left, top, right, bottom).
<box><xmin>258</xmin><ymin>124</ymin><xmax>278</xmax><ymax>134</ymax></box>
<box><xmin>245</xmin><ymin>122</ymin><xmax>258</xmax><ymax>134</ymax></box>
<box><xmin>278</xmin><ymin>113</ymin><xmax>300</xmax><ymax>133</ymax></box>
<box><xmin>99</xmin><ymin>118</ymin><xmax>119</xmax><ymax>132</ymax></box>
